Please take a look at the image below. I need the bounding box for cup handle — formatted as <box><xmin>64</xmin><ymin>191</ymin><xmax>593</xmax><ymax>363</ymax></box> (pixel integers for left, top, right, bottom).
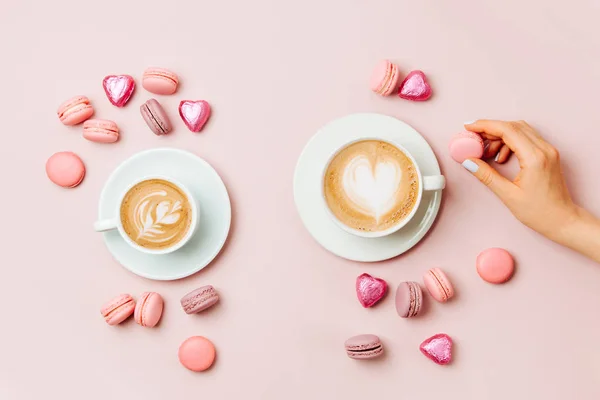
<box><xmin>94</xmin><ymin>218</ymin><xmax>118</xmax><ymax>232</ymax></box>
<box><xmin>422</xmin><ymin>175</ymin><xmax>446</xmax><ymax>191</ymax></box>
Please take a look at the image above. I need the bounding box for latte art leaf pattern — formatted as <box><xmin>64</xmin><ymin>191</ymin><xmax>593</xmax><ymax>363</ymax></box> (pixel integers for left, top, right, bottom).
<box><xmin>120</xmin><ymin>179</ymin><xmax>192</xmax><ymax>250</ymax></box>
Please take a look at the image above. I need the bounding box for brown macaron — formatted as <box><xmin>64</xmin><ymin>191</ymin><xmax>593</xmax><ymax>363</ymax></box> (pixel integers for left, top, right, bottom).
<box><xmin>140</xmin><ymin>99</ymin><xmax>172</xmax><ymax>135</ymax></box>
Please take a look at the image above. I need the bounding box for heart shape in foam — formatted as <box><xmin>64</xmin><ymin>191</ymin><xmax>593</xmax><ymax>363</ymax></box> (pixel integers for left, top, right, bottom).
<box><xmin>343</xmin><ymin>156</ymin><xmax>401</xmax><ymax>220</ymax></box>
<box><xmin>420</xmin><ymin>333</ymin><xmax>453</xmax><ymax>365</ymax></box>
<box><xmin>356</xmin><ymin>273</ymin><xmax>388</xmax><ymax>308</ymax></box>
<box><xmin>398</xmin><ymin>70</ymin><xmax>432</xmax><ymax>101</ymax></box>
<box><xmin>103</xmin><ymin>75</ymin><xmax>135</xmax><ymax>107</ymax></box>
<box><xmin>179</xmin><ymin>100</ymin><xmax>211</xmax><ymax>132</ymax></box>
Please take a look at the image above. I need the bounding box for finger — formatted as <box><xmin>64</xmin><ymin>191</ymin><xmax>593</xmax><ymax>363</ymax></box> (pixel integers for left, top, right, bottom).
<box><xmin>461</xmin><ymin>158</ymin><xmax>518</xmax><ymax>201</ymax></box>
<box><xmin>464</xmin><ymin>120</ymin><xmax>537</xmax><ymax>161</ymax></box>
<box><xmin>485</xmin><ymin>140</ymin><xmax>503</xmax><ymax>159</ymax></box>
<box><xmin>495</xmin><ymin>144</ymin><xmax>512</xmax><ymax>164</ymax></box>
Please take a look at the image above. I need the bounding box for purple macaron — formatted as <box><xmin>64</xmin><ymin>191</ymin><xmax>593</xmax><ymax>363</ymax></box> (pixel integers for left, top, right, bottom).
<box><xmin>395</xmin><ymin>281</ymin><xmax>423</xmax><ymax>318</ymax></box>
<box><xmin>344</xmin><ymin>334</ymin><xmax>384</xmax><ymax>360</ymax></box>
<box><xmin>181</xmin><ymin>285</ymin><xmax>219</xmax><ymax>314</ymax></box>
<box><xmin>140</xmin><ymin>98</ymin><xmax>172</xmax><ymax>135</ymax></box>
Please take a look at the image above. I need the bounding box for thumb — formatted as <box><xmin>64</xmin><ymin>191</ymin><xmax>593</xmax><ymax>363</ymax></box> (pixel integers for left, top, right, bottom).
<box><xmin>461</xmin><ymin>159</ymin><xmax>516</xmax><ymax>200</ymax></box>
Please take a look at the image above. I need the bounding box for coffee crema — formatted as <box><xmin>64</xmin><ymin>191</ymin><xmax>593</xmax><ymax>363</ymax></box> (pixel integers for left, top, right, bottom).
<box><xmin>120</xmin><ymin>179</ymin><xmax>192</xmax><ymax>250</ymax></box>
<box><xmin>323</xmin><ymin>140</ymin><xmax>419</xmax><ymax>232</ymax></box>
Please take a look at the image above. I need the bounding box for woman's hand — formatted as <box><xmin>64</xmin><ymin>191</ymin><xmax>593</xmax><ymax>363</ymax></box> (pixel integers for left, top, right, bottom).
<box><xmin>461</xmin><ymin>120</ymin><xmax>600</xmax><ymax>262</ymax></box>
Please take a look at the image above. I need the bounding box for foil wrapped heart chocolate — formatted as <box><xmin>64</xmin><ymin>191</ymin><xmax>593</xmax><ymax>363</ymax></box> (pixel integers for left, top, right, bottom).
<box><xmin>179</xmin><ymin>100</ymin><xmax>211</xmax><ymax>132</ymax></box>
<box><xmin>398</xmin><ymin>70</ymin><xmax>432</xmax><ymax>101</ymax></box>
<box><xmin>420</xmin><ymin>333</ymin><xmax>453</xmax><ymax>365</ymax></box>
<box><xmin>102</xmin><ymin>75</ymin><xmax>135</xmax><ymax>107</ymax></box>
<box><xmin>356</xmin><ymin>273</ymin><xmax>388</xmax><ymax>308</ymax></box>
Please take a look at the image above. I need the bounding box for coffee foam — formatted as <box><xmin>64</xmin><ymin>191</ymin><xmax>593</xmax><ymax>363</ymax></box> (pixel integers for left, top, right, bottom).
<box><xmin>120</xmin><ymin>179</ymin><xmax>192</xmax><ymax>250</ymax></box>
<box><xmin>324</xmin><ymin>140</ymin><xmax>419</xmax><ymax>232</ymax></box>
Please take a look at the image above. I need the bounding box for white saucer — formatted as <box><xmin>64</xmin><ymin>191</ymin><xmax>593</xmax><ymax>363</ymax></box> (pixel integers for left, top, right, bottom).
<box><xmin>293</xmin><ymin>113</ymin><xmax>443</xmax><ymax>262</ymax></box>
<box><xmin>98</xmin><ymin>148</ymin><xmax>231</xmax><ymax>280</ymax></box>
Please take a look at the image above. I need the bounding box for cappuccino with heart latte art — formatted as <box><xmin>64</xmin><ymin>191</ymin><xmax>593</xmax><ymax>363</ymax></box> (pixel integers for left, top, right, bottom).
<box><xmin>120</xmin><ymin>178</ymin><xmax>193</xmax><ymax>250</ymax></box>
<box><xmin>323</xmin><ymin>140</ymin><xmax>419</xmax><ymax>232</ymax></box>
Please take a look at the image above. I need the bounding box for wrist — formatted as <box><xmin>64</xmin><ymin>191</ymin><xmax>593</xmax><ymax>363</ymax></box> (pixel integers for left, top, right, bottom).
<box><xmin>558</xmin><ymin>207</ymin><xmax>600</xmax><ymax>262</ymax></box>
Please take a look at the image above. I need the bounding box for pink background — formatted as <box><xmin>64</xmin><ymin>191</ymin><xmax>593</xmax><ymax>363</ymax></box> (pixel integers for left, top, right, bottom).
<box><xmin>1</xmin><ymin>1</ymin><xmax>600</xmax><ymax>399</ymax></box>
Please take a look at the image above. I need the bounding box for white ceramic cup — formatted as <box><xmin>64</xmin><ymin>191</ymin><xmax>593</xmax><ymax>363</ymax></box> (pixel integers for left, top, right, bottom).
<box><xmin>93</xmin><ymin>176</ymin><xmax>200</xmax><ymax>255</ymax></box>
<box><xmin>321</xmin><ymin>137</ymin><xmax>445</xmax><ymax>238</ymax></box>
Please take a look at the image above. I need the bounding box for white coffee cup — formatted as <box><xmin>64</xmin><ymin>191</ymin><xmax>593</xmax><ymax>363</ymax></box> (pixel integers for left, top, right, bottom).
<box><xmin>321</xmin><ymin>137</ymin><xmax>445</xmax><ymax>238</ymax></box>
<box><xmin>94</xmin><ymin>176</ymin><xmax>199</xmax><ymax>255</ymax></box>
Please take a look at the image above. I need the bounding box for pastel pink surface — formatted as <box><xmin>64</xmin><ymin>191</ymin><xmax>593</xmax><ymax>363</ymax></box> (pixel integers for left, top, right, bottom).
<box><xmin>477</xmin><ymin>248</ymin><xmax>515</xmax><ymax>283</ymax></box>
<box><xmin>45</xmin><ymin>151</ymin><xmax>85</xmax><ymax>188</ymax></box>
<box><xmin>100</xmin><ymin>294</ymin><xmax>135</xmax><ymax>326</ymax></box>
<box><xmin>449</xmin><ymin>131</ymin><xmax>485</xmax><ymax>162</ymax></box>
<box><xmin>178</xmin><ymin>336</ymin><xmax>216</xmax><ymax>372</ymax></box>
<box><xmin>355</xmin><ymin>273</ymin><xmax>387</xmax><ymax>308</ymax></box>
<box><xmin>142</xmin><ymin>67</ymin><xmax>179</xmax><ymax>95</ymax></box>
<box><xmin>398</xmin><ymin>70</ymin><xmax>432</xmax><ymax>101</ymax></box>
<box><xmin>4</xmin><ymin>3</ymin><xmax>600</xmax><ymax>398</ymax></box>
<box><xmin>102</xmin><ymin>75</ymin><xmax>135</xmax><ymax>107</ymax></box>
<box><xmin>179</xmin><ymin>100</ymin><xmax>211</xmax><ymax>132</ymax></box>
<box><xmin>82</xmin><ymin>119</ymin><xmax>119</xmax><ymax>143</ymax></box>
<box><xmin>134</xmin><ymin>292</ymin><xmax>164</xmax><ymax>327</ymax></box>
<box><xmin>423</xmin><ymin>268</ymin><xmax>455</xmax><ymax>303</ymax></box>
<box><xmin>57</xmin><ymin>96</ymin><xmax>94</xmax><ymax>125</ymax></box>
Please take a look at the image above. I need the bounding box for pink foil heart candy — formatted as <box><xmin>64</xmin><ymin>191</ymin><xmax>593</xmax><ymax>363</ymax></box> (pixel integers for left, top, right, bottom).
<box><xmin>102</xmin><ymin>75</ymin><xmax>135</xmax><ymax>107</ymax></box>
<box><xmin>179</xmin><ymin>100</ymin><xmax>211</xmax><ymax>132</ymax></box>
<box><xmin>398</xmin><ymin>70</ymin><xmax>432</xmax><ymax>101</ymax></box>
<box><xmin>420</xmin><ymin>333</ymin><xmax>453</xmax><ymax>365</ymax></box>
<box><xmin>356</xmin><ymin>273</ymin><xmax>388</xmax><ymax>308</ymax></box>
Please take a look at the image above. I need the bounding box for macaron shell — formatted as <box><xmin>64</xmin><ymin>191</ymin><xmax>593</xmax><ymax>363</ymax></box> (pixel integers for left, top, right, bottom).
<box><xmin>449</xmin><ymin>131</ymin><xmax>485</xmax><ymax>163</ymax></box>
<box><xmin>140</xmin><ymin>99</ymin><xmax>172</xmax><ymax>135</ymax></box>
<box><xmin>46</xmin><ymin>152</ymin><xmax>86</xmax><ymax>188</ymax></box>
<box><xmin>57</xmin><ymin>96</ymin><xmax>94</xmax><ymax>125</ymax></box>
<box><xmin>142</xmin><ymin>68</ymin><xmax>178</xmax><ymax>95</ymax></box>
<box><xmin>395</xmin><ymin>281</ymin><xmax>423</xmax><ymax>318</ymax></box>
<box><xmin>423</xmin><ymin>268</ymin><xmax>455</xmax><ymax>302</ymax></box>
<box><xmin>134</xmin><ymin>292</ymin><xmax>164</xmax><ymax>327</ymax></box>
<box><xmin>370</xmin><ymin>60</ymin><xmax>399</xmax><ymax>96</ymax></box>
<box><xmin>83</xmin><ymin>119</ymin><xmax>119</xmax><ymax>143</ymax></box>
<box><xmin>178</xmin><ymin>336</ymin><xmax>216</xmax><ymax>372</ymax></box>
<box><xmin>476</xmin><ymin>248</ymin><xmax>515</xmax><ymax>283</ymax></box>
<box><xmin>101</xmin><ymin>294</ymin><xmax>135</xmax><ymax>326</ymax></box>
<box><xmin>344</xmin><ymin>334</ymin><xmax>384</xmax><ymax>359</ymax></box>
<box><xmin>180</xmin><ymin>285</ymin><xmax>219</xmax><ymax>314</ymax></box>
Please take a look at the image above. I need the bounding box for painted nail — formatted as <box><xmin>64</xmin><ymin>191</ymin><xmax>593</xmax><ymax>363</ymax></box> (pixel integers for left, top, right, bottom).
<box><xmin>494</xmin><ymin>152</ymin><xmax>500</xmax><ymax>162</ymax></box>
<box><xmin>464</xmin><ymin>120</ymin><xmax>476</xmax><ymax>125</ymax></box>
<box><xmin>462</xmin><ymin>160</ymin><xmax>479</xmax><ymax>173</ymax></box>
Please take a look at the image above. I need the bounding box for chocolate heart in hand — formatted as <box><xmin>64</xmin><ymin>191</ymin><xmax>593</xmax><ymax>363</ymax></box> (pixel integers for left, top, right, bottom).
<box><xmin>103</xmin><ymin>75</ymin><xmax>135</xmax><ymax>107</ymax></box>
<box><xmin>398</xmin><ymin>70</ymin><xmax>432</xmax><ymax>101</ymax></box>
<box><xmin>420</xmin><ymin>333</ymin><xmax>453</xmax><ymax>365</ymax></box>
<box><xmin>356</xmin><ymin>273</ymin><xmax>388</xmax><ymax>308</ymax></box>
<box><xmin>179</xmin><ymin>100</ymin><xmax>211</xmax><ymax>133</ymax></box>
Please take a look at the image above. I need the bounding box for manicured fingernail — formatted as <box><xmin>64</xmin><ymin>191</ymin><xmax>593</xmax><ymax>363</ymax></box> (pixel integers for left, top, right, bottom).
<box><xmin>464</xmin><ymin>120</ymin><xmax>476</xmax><ymax>125</ymax></box>
<box><xmin>494</xmin><ymin>152</ymin><xmax>500</xmax><ymax>162</ymax></box>
<box><xmin>462</xmin><ymin>160</ymin><xmax>479</xmax><ymax>173</ymax></box>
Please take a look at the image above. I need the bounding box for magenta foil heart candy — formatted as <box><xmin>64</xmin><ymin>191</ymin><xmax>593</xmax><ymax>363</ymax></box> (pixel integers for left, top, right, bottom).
<box><xmin>398</xmin><ymin>70</ymin><xmax>432</xmax><ymax>101</ymax></box>
<box><xmin>179</xmin><ymin>100</ymin><xmax>211</xmax><ymax>132</ymax></box>
<box><xmin>102</xmin><ymin>75</ymin><xmax>135</xmax><ymax>107</ymax></box>
<box><xmin>420</xmin><ymin>333</ymin><xmax>453</xmax><ymax>365</ymax></box>
<box><xmin>356</xmin><ymin>273</ymin><xmax>388</xmax><ymax>308</ymax></box>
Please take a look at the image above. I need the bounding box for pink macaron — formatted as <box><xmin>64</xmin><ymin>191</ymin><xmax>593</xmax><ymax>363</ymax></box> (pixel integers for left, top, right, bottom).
<box><xmin>449</xmin><ymin>131</ymin><xmax>485</xmax><ymax>163</ymax></box>
<box><xmin>101</xmin><ymin>294</ymin><xmax>136</xmax><ymax>326</ymax></box>
<box><xmin>57</xmin><ymin>96</ymin><xmax>94</xmax><ymax>125</ymax></box>
<box><xmin>142</xmin><ymin>67</ymin><xmax>179</xmax><ymax>95</ymax></box>
<box><xmin>181</xmin><ymin>285</ymin><xmax>219</xmax><ymax>314</ymax></box>
<box><xmin>46</xmin><ymin>151</ymin><xmax>86</xmax><ymax>188</ymax></box>
<box><xmin>395</xmin><ymin>281</ymin><xmax>423</xmax><ymax>318</ymax></box>
<box><xmin>370</xmin><ymin>60</ymin><xmax>400</xmax><ymax>96</ymax></box>
<box><xmin>179</xmin><ymin>336</ymin><xmax>216</xmax><ymax>372</ymax></box>
<box><xmin>476</xmin><ymin>248</ymin><xmax>515</xmax><ymax>284</ymax></box>
<box><xmin>134</xmin><ymin>292</ymin><xmax>164</xmax><ymax>328</ymax></box>
<box><xmin>423</xmin><ymin>268</ymin><xmax>455</xmax><ymax>303</ymax></box>
<box><xmin>344</xmin><ymin>334</ymin><xmax>384</xmax><ymax>360</ymax></box>
<box><xmin>83</xmin><ymin>119</ymin><xmax>119</xmax><ymax>143</ymax></box>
